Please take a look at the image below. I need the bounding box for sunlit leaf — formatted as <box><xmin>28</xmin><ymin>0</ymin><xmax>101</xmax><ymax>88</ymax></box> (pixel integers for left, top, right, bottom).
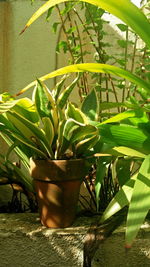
<box><xmin>125</xmin><ymin>155</ymin><xmax>150</xmax><ymax>247</ymax></box>
<box><xmin>17</xmin><ymin>64</ymin><xmax>150</xmax><ymax>96</ymax></box>
<box><xmin>100</xmin><ymin>174</ymin><xmax>137</xmax><ymax>223</ymax></box>
<box><xmin>66</xmin><ymin>102</ymin><xmax>88</xmax><ymax>124</ymax></box>
<box><xmin>21</xmin><ymin>0</ymin><xmax>150</xmax><ymax>49</ymax></box>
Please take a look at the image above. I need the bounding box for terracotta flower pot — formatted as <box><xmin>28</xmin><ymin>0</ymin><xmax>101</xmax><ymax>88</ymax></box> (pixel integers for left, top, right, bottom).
<box><xmin>30</xmin><ymin>158</ymin><xmax>87</xmax><ymax>228</ymax></box>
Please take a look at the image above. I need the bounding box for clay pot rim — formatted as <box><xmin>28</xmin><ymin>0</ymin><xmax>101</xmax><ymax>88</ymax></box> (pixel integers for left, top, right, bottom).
<box><xmin>30</xmin><ymin>157</ymin><xmax>88</xmax><ymax>182</ymax></box>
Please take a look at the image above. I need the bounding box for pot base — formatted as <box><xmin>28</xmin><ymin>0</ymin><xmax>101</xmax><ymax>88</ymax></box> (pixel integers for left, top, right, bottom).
<box><xmin>35</xmin><ymin>179</ymin><xmax>81</xmax><ymax>228</ymax></box>
<box><xmin>31</xmin><ymin>158</ymin><xmax>87</xmax><ymax>228</ymax></box>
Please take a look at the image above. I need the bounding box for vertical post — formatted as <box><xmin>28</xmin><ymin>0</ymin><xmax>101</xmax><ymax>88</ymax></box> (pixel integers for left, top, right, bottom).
<box><xmin>0</xmin><ymin>0</ymin><xmax>12</xmax><ymax>154</ymax></box>
<box><xmin>0</xmin><ymin>0</ymin><xmax>12</xmax><ymax>92</ymax></box>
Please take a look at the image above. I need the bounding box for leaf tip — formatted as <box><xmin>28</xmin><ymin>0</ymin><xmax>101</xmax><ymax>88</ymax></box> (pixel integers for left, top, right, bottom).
<box><xmin>19</xmin><ymin>25</ymin><xmax>28</xmax><ymax>35</ymax></box>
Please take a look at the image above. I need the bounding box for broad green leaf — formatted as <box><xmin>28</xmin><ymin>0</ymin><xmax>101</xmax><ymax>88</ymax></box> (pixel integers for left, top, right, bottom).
<box><xmin>12</xmin><ymin>98</ymin><xmax>39</xmax><ymax>123</ymax></box>
<box><xmin>33</xmin><ymin>81</ymin><xmax>52</xmax><ymax>118</ymax></box>
<box><xmin>0</xmin><ymin>98</ymin><xmax>38</xmax><ymax>124</ymax></box>
<box><xmin>7</xmin><ymin>111</ymin><xmax>54</xmax><ymax>158</ymax></box>
<box><xmin>70</xmin><ymin>124</ymin><xmax>98</xmax><ymax>143</ymax></box>
<box><xmin>41</xmin><ymin>82</ymin><xmax>56</xmax><ymax>109</ymax></box>
<box><xmin>7</xmin><ymin>112</ymin><xmax>37</xmax><ymax>142</ymax></box>
<box><xmin>17</xmin><ymin>64</ymin><xmax>150</xmax><ymax>96</ymax></box>
<box><xmin>100</xmin><ymin>174</ymin><xmax>137</xmax><ymax>223</ymax></box>
<box><xmin>125</xmin><ymin>155</ymin><xmax>150</xmax><ymax>247</ymax></box>
<box><xmin>37</xmin><ymin>82</ymin><xmax>59</xmax><ymax>133</ymax></box>
<box><xmin>81</xmin><ymin>89</ymin><xmax>99</xmax><ymax>121</ymax></box>
<box><xmin>98</xmin><ymin>124</ymin><xmax>150</xmax><ymax>155</ymax></box>
<box><xmin>76</xmin><ymin>134</ymin><xmax>99</xmax><ymax>156</ymax></box>
<box><xmin>66</xmin><ymin>102</ymin><xmax>88</xmax><ymax>124</ymax></box>
<box><xmin>7</xmin><ymin>130</ymin><xmax>48</xmax><ymax>159</ymax></box>
<box><xmin>63</xmin><ymin>118</ymin><xmax>85</xmax><ymax>141</ymax></box>
<box><xmin>42</xmin><ymin>117</ymin><xmax>54</xmax><ymax>146</ymax></box>
<box><xmin>21</xmin><ymin>0</ymin><xmax>150</xmax><ymax>48</ymax></box>
<box><xmin>58</xmin><ymin>119</ymin><xmax>84</xmax><ymax>155</ymax></box>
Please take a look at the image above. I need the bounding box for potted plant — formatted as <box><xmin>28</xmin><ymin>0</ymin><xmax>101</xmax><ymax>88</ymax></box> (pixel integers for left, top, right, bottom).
<box><xmin>0</xmin><ymin>79</ymin><xmax>99</xmax><ymax>228</ymax></box>
<box><xmin>18</xmin><ymin>0</ymin><xmax>150</xmax><ymax>246</ymax></box>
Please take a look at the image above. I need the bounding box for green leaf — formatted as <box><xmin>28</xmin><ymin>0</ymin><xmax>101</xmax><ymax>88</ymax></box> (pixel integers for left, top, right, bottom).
<box><xmin>7</xmin><ymin>111</ymin><xmax>54</xmax><ymax>158</ymax></box>
<box><xmin>100</xmin><ymin>174</ymin><xmax>137</xmax><ymax>223</ymax></box>
<box><xmin>63</xmin><ymin>118</ymin><xmax>84</xmax><ymax>141</ymax></box>
<box><xmin>98</xmin><ymin>124</ymin><xmax>150</xmax><ymax>155</ymax></box>
<box><xmin>99</xmin><ymin>102</ymin><xmax>124</xmax><ymax>111</ymax></box>
<box><xmin>0</xmin><ymin>132</ymin><xmax>30</xmax><ymax>169</ymax></box>
<box><xmin>70</xmin><ymin>124</ymin><xmax>98</xmax><ymax>143</ymax></box>
<box><xmin>21</xmin><ymin>0</ymin><xmax>150</xmax><ymax>48</ymax></box>
<box><xmin>116</xmin><ymin>157</ymin><xmax>131</xmax><ymax>186</ymax></box>
<box><xmin>56</xmin><ymin>119</ymin><xmax>66</xmax><ymax>158</ymax></box>
<box><xmin>66</xmin><ymin>102</ymin><xmax>88</xmax><ymax>124</ymax></box>
<box><xmin>100</xmin><ymin>110</ymin><xmax>139</xmax><ymax>125</ymax></box>
<box><xmin>7</xmin><ymin>130</ymin><xmax>48</xmax><ymax>159</ymax></box>
<box><xmin>125</xmin><ymin>155</ymin><xmax>150</xmax><ymax>247</ymax></box>
<box><xmin>57</xmin><ymin>74</ymin><xmax>80</xmax><ymax>109</ymax></box>
<box><xmin>113</xmin><ymin>147</ymin><xmax>146</xmax><ymax>159</ymax></box>
<box><xmin>95</xmin><ymin>156</ymin><xmax>111</xmax><ymax>211</ymax></box>
<box><xmin>42</xmin><ymin>117</ymin><xmax>54</xmax><ymax>146</ymax></box>
<box><xmin>58</xmin><ymin>119</ymin><xmax>83</xmax><ymax>155</ymax></box>
<box><xmin>116</xmin><ymin>23</ymin><xmax>128</xmax><ymax>32</ymax></box>
<box><xmin>56</xmin><ymin>41</ymin><xmax>68</xmax><ymax>53</ymax></box>
<box><xmin>53</xmin><ymin>75</ymin><xmax>67</xmax><ymax>101</ymax></box>
<box><xmin>12</xmin><ymin>164</ymin><xmax>34</xmax><ymax>192</ymax></box>
<box><xmin>76</xmin><ymin>134</ymin><xmax>99</xmax><ymax>156</ymax></box>
<box><xmin>0</xmin><ymin>100</ymin><xmax>18</xmax><ymax>113</ymax></box>
<box><xmin>33</xmin><ymin>80</ymin><xmax>52</xmax><ymax>118</ymax></box>
<box><xmin>0</xmin><ymin>113</ymin><xmax>21</xmax><ymax>134</ymax></box>
<box><xmin>81</xmin><ymin>89</ymin><xmax>98</xmax><ymax>121</ymax></box>
<box><xmin>52</xmin><ymin>22</ymin><xmax>60</xmax><ymax>33</ymax></box>
<box><xmin>117</xmin><ymin>40</ymin><xmax>128</xmax><ymax>48</ymax></box>
<box><xmin>18</xmin><ymin>63</ymin><xmax>150</xmax><ymax>95</ymax></box>
<box><xmin>12</xmin><ymin>98</ymin><xmax>39</xmax><ymax>123</ymax></box>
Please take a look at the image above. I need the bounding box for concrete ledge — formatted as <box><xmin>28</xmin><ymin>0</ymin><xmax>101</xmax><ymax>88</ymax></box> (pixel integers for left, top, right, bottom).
<box><xmin>0</xmin><ymin>213</ymin><xmax>149</xmax><ymax>267</ymax></box>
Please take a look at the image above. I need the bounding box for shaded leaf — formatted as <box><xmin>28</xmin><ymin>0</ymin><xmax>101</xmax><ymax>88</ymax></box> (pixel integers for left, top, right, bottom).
<box><xmin>81</xmin><ymin>89</ymin><xmax>99</xmax><ymax>121</ymax></box>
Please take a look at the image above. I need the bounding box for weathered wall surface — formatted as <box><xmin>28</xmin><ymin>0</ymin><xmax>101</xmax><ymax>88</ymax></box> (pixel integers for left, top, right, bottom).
<box><xmin>0</xmin><ymin>213</ymin><xmax>149</xmax><ymax>267</ymax></box>
<box><xmin>0</xmin><ymin>0</ymin><xmax>58</xmax><ymax>96</ymax></box>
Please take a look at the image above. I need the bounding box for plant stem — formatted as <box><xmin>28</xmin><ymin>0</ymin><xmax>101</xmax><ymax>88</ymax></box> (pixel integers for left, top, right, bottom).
<box><xmin>74</xmin><ymin>20</ymin><xmax>89</xmax><ymax>95</ymax></box>
<box><xmin>56</xmin><ymin>5</ymin><xmax>75</xmax><ymax>63</ymax></box>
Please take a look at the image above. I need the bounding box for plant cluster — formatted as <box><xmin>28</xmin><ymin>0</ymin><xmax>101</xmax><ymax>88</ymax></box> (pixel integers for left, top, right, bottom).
<box><xmin>0</xmin><ymin>0</ymin><xmax>150</xmax><ymax>247</ymax></box>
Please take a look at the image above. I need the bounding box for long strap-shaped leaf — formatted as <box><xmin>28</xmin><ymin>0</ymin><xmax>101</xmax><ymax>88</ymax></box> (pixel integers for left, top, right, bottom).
<box><xmin>100</xmin><ymin>174</ymin><xmax>137</xmax><ymax>223</ymax></box>
<box><xmin>125</xmin><ymin>155</ymin><xmax>150</xmax><ymax>247</ymax></box>
<box><xmin>17</xmin><ymin>64</ymin><xmax>150</xmax><ymax>96</ymax></box>
<box><xmin>20</xmin><ymin>0</ymin><xmax>150</xmax><ymax>49</ymax></box>
<box><xmin>7</xmin><ymin>111</ymin><xmax>54</xmax><ymax>158</ymax></box>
